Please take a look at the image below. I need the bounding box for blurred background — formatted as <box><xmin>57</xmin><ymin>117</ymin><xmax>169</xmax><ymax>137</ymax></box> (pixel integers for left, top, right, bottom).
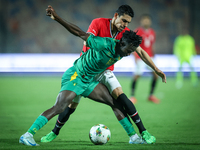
<box><xmin>1</xmin><ymin>0</ymin><xmax>200</xmax><ymax>54</ymax></box>
<box><xmin>0</xmin><ymin>0</ymin><xmax>199</xmax><ymax>74</ymax></box>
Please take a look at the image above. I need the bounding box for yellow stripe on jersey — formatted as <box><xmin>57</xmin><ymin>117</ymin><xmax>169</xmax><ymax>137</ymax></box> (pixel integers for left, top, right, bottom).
<box><xmin>106</xmin><ymin>58</ymin><xmax>115</xmax><ymax>66</ymax></box>
<box><xmin>70</xmin><ymin>71</ymin><xmax>78</xmax><ymax>81</ymax></box>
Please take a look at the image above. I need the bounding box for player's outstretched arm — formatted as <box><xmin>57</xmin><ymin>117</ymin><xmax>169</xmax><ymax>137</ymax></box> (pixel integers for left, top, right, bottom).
<box><xmin>46</xmin><ymin>5</ymin><xmax>89</xmax><ymax>41</ymax></box>
<box><xmin>136</xmin><ymin>46</ymin><xmax>167</xmax><ymax>83</ymax></box>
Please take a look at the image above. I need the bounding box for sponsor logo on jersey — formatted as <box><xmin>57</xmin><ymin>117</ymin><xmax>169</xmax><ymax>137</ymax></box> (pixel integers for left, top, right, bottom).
<box><xmin>108</xmin><ymin>76</ymin><xmax>113</xmax><ymax>79</ymax></box>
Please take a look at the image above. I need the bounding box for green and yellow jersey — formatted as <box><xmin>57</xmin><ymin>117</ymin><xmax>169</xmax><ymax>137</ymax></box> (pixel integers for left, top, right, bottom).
<box><xmin>173</xmin><ymin>34</ymin><xmax>196</xmax><ymax>63</ymax></box>
<box><xmin>74</xmin><ymin>34</ymin><xmax>121</xmax><ymax>82</ymax></box>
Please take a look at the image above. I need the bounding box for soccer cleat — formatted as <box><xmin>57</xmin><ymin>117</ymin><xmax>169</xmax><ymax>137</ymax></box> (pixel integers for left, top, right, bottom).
<box><xmin>148</xmin><ymin>95</ymin><xmax>160</xmax><ymax>104</ymax></box>
<box><xmin>19</xmin><ymin>132</ymin><xmax>39</xmax><ymax>146</ymax></box>
<box><xmin>129</xmin><ymin>133</ymin><xmax>145</xmax><ymax>144</ymax></box>
<box><xmin>41</xmin><ymin>131</ymin><xmax>57</xmax><ymax>143</ymax></box>
<box><xmin>129</xmin><ymin>96</ymin><xmax>137</xmax><ymax>104</ymax></box>
<box><xmin>141</xmin><ymin>130</ymin><xmax>156</xmax><ymax>144</ymax></box>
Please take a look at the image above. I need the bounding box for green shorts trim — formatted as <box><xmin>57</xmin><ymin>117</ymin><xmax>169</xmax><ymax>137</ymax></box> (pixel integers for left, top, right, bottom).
<box><xmin>60</xmin><ymin>66</ymin><xmax>99</xmax><ymax>97</ymax></box>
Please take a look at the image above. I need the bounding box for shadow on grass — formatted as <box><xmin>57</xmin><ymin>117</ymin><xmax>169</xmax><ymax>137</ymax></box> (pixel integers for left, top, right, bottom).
<box><xmin>1</xmin><ymin>139</ymin><xmax>200</xmax><ymax>150</ymax></box>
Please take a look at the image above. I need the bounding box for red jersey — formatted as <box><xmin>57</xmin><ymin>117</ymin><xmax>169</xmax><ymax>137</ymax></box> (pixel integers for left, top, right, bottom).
<box><xmin>134</xmin><ymin>27</ymin><xmax>156</xmax><ymax>59</ymax></box>
<box><xmin>81</xmin><ymin>18</ymin><xmax>130</xmax><ymax>71</ymax></box>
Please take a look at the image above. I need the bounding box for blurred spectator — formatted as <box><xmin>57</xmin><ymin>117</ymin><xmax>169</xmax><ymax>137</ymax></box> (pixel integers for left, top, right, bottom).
<box><xmin>0</xmin><ymin>0</ymin><xmax>199</xmax><ymax>53</ymax></box>
<box><xmin>173</xmin><ymin>27</ymin><xmax>198</xmax><ymax>88</ymax></box>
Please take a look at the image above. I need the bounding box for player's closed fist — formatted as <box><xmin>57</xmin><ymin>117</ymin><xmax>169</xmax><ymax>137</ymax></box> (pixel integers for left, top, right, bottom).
<box><xmin>46</xmin><ymin>5</ymin><xmax>57</xmax><ymax>20</ymax></box>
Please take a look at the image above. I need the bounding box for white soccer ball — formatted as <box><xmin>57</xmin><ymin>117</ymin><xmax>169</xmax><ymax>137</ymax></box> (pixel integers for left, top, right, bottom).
<box><xmin>89</xmin><ymin>124</ymin><xmax>111</xmax><ymax>145</ymax></box>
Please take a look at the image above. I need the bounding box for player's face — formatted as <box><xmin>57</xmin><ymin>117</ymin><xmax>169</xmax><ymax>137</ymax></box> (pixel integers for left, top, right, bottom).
<box><xmin>114</xmin><ymin>13</ymin><xmax>132</xmax><ymax>32</ymax></box>
<box><xmin>141</xmin><ymin>17</ymin><xmax>151</xmax><ymax>29</ymax></box>
<box><xmin>118</xmin><ymin>40</ymin><xmax>136</xmax><ymax>57</ymax></box>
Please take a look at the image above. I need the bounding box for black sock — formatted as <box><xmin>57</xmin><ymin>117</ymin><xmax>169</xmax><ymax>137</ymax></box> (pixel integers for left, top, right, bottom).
<box><xmin>150</xmin><ymin>78</ymin><xmax>157</xmax><ymax>95</ymax></box>
<box><xmin>131</xmin><ymin>79</ymin><xmax>137</xmax><ymax>96</ymax></box>
<box><xmin>130</xmin><ymin>112</ymin><xmax>146</xmax><ymax>134</ymax></box>
<box><xmin>117</xmin><ymin>93</ymin><xmax>146</xmax><ymax>133</ymax></box>
<box><xmin>52</xmin><ymin>107</ymin><xmax>75</xmax><ymax>135</ymax></box>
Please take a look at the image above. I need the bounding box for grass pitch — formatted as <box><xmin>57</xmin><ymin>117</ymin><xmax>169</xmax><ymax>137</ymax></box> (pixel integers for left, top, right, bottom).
<box><xmin>0</xmin><ymin>75</ymin><xmax>200</xmax><ymax>150</ymax></box>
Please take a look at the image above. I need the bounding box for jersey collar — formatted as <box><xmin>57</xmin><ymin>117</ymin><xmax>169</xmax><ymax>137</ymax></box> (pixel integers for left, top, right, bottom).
<box><xmin>110</xmin><ymin>20</ymin><xmax>119</xmax><ymax>39</ymax></box>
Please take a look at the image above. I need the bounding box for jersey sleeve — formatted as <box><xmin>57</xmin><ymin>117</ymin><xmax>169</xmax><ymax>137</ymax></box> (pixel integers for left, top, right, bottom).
<box><xmin>87</xmin><ymin>19</ymin><xmax>100</xmax><ymax>36</ymax></box>
<box><xmin>86</xmin><ymin>34</ymin><xmax>107</xmax><ymax>51</ymax></box>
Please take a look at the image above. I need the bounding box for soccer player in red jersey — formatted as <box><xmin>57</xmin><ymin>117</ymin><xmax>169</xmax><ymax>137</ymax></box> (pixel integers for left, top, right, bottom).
<box><xmin>130</xmin><ymin>14</ymin><xmax>160</xmax><ymax>104</ymax></box>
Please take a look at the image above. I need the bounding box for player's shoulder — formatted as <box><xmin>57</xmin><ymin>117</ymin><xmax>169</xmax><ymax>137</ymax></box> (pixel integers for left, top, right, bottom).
<box><xmin>92</xmin><ymin>18</ymin><xmax>111</xmax><ymax>24</ymax></box>
<box><xmin>187</xmin><ymin>35</ymin><xmax>194</xmax><ymax>40</ymax></box>
<box><xmin>88</xmin><ymin>34</ymin><xmax>107</xmax><ymax>41</ymax></box>
<box><xmin>149</xmin><ymin>28</ymin><xmax>156</xmax><ymax>34</ymax></box>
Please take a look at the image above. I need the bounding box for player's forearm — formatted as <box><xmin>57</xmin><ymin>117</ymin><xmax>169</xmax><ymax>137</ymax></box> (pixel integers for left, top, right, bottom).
<box><xmin>137</xmin><ymin>48</ymin><xmax>158</xmax><ymax>71</ymax></box>
<box><xmin>54</xmin><ymin>16</ymin><xmax>88</xmax><ymax>41</ymax></box>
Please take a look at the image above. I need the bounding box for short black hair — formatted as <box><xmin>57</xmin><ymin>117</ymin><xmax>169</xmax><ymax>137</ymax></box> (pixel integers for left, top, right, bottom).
<box><xmin>122</xmin><ymin>30</ymin><xmax>142</xmax><ymax>47</ymax></box>
<box><xmin>116</xmin><ymin>5</ymin><xmax>134</xmax><ymax>18</ymax></box>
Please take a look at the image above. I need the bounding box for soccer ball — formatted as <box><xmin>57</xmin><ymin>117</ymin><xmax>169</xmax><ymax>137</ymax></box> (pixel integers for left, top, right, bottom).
<box><xmin>89</xmin><ymin>124</ymin><xmax>111</xmax><ymax>145</ymax></box>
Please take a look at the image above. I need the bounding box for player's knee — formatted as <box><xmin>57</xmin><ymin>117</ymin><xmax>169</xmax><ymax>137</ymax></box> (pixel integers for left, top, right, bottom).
<box><xmin>51</xmin><ymin>104</ymin><xmax>65</xmax><ymax>115</ymax></box>
<box><xmin>134</xmin><ymin>75</ymin><xmax>140</xmax><ymax>80</ymax></box>
<box><xmin>68</xmin><ymin>102</ymin><xmax>79</xmax><ymax>109</ymax></box>
<box><xmin>112</xmin><ymin>87</ymin><xmax>123</xmax><ymax>99</ymax></box>
<box><xmin>54</xmin><ymin>98</ymin><xmax>73</xmax><ymax>114</ymax></box>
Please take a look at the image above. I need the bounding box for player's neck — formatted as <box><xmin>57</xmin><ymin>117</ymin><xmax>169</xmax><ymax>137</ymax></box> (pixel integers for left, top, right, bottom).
<box><xmin>111</xmin><ymin>19</ymin><xmax>118</xmax><ymax>37</ymax></box>
<box><xmin>143</xmin><ymin>26</ymin><xmax>150</xmax><ymax>30</ymax></box>
<box><xmin>112</xmin><ymin>30</ymin><xmax>118</xmax><ymax>37</ymax></box>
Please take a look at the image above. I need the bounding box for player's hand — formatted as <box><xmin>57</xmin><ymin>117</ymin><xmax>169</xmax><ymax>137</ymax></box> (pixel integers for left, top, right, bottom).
<box><xmin>46</xmin><ymin>5</ymin><xmax>58</xmax><ymax>20</ymax></box>
<box><xmin>155</xmin><ymin>68</ymin><xmax>167</xmax><ymax>83</ymax></box>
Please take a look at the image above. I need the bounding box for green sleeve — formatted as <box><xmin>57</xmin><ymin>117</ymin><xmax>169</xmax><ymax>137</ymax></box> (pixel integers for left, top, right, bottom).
<box><xmin>86</xmin><ymin>34</ymin><xmax>108</xmax><ymax>51</ymax></box>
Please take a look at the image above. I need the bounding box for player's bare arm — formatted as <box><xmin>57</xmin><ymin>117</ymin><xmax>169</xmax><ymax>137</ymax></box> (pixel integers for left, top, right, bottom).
<box><xmin>46</xmin><ymin>5</ymin><xmax>90</xmax><ymax>41</ymax></box>
<box><xmin>135</xmin><ymin>46</ymin><xmax>167</xmax><ymax>83</ymax></box>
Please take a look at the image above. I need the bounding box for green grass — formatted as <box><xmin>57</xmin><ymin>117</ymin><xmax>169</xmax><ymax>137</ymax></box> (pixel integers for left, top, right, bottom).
<box><xmin>0</xmin><ymin>75</ymin><xmax>200</xmax><ymax>150</ymax></box>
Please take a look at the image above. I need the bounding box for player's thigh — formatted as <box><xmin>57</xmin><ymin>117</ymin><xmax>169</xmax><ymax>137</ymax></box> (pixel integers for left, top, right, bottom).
<box><xmin>87</xmin><ymin>83</ymin><xmax>114</xmax><ymax>106</ymax></box>
<box><xmin>95</xmin><ymin>70</ymin><xmax>121</xmax><ymax>94</ymax></box>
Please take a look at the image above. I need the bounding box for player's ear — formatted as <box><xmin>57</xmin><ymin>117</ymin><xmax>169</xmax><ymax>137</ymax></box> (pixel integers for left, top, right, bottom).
<box><xmin>114</xmin><ymin>13</ymin><xmax>118</xmax><ymax>19</ymax></box>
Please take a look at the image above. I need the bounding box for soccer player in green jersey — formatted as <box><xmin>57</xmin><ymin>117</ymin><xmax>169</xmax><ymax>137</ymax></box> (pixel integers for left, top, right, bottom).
<box><xmin>19</xmin><ymin>5</ymin><xmax>166</xmax><ymax>146</ymax></box>
<box><xmin>173</xmin><ymin>27</ymin><xmax>198</xmax><ymax>88</ymax></box>
<box><xmin>42</xmin><ymin>5</ymin><xmax>162</xmax><ymax>144</ymax></box>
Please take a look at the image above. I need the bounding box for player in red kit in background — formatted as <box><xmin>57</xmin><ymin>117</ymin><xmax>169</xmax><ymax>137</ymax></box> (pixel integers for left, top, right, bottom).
<box><xmin>130</xmin><ymin>14</ymin><xmax>160</xmax><ymax>104</ymax></box>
